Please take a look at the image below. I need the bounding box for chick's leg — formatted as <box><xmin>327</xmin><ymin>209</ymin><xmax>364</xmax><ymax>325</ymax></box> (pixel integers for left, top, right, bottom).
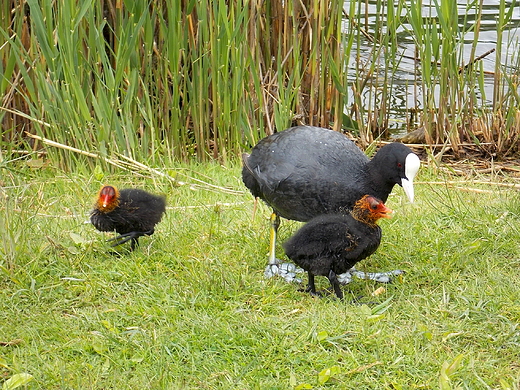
<box><xmin>304</xmin><ymin>273</ymin><xmax>317</xmax><ymax>295</ymax></box>
<box><xmin>108</xmin><ymin>229</ymin><xmax>154</xmax><ymax>250</ymax></box>
<box><xmin>328</xmin><ymin>270</ymin><xmax>344</xmax><ymax>299</ymax></box>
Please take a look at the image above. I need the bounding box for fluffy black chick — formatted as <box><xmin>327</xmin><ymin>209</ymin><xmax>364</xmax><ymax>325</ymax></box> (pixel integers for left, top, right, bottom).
<box><xmin>90</xmin><ymin>186</ymin><xmax>166</xmax><ymax>251</ymax></box>
<box><xmin>283</xmin><ymin>195</ymin><xmax>392</xmax><ymax>299</ymax></box>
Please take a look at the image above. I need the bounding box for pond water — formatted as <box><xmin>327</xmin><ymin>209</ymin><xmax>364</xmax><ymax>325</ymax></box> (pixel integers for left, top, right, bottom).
<box><xmin>343</xmin><ymin>0</ymin><xmax>520</xmax><ymax>136</ymax></box>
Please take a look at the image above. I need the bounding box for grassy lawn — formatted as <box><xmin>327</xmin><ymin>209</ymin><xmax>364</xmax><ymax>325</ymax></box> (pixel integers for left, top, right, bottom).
<box><xmin>1</xmin><ymin>160</ymin><xmax>520</xmax><ymax>389</ymax></box>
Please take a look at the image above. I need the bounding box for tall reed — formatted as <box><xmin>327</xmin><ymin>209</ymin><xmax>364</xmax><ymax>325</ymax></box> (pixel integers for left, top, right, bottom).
<box><xmin>406</xmin><ymin>0</ymin><xmax>520</xmax><ymax>157</ymax></box>
<box><xmin>346</xmin><ymin>0</ymin><xmax>407</xmax><ymax>147</ymax></box>
<box><xmin>1</xmin><ymin>0</ymin><xmax>345</xmax><ymax>167</ymax></box>
<box><xmin>1</xmin><ymin>0</ymin><xmax>519</xmax><ymax>169</ymax></box>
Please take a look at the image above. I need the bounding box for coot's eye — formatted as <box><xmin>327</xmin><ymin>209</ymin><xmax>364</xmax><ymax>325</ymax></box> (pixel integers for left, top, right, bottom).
<box><xmin>397</xmin><ymin>162</ymin><xmax>402</xmax><ymax>168</ymax></box>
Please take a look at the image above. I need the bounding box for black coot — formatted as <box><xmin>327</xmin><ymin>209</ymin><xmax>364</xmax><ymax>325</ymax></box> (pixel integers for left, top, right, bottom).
<box><xmin>283</xmin><ymin>195</ymin><xmax>392</xmax><ymax>299</ymax></box>
<box><xmin>90</xmin><ymin>186</ymin><xmax>166</xmax><ymax>250</ymax></box>
<box><xmin>242</xmin><ymin>126</ymin><xmax>420</xmax><ymax>281</ymax></box>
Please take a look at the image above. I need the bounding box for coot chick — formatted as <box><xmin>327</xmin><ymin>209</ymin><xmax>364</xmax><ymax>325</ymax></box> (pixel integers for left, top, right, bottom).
<box><xmin>90</xmin><ymin>185</ymin><xmax>166</xmax><ymax>250</ymax></box>
<box><xmin>283</xmin><ymin>195</ymin><xmax>392</xmax><ymax>299</ymax></box>
<box><xmin>242</xmin><ymin>126</ymin><xmax>420</xmax><ymax>281</ymax></box>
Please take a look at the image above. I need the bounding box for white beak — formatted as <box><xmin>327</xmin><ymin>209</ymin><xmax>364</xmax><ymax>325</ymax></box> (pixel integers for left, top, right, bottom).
<box><xmin>401</xmin><ymin>153</ymin><xmax>420</xmax><ymax>203</ymax></box>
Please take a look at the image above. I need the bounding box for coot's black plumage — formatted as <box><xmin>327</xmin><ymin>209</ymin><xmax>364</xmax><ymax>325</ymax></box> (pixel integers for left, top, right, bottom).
<box><xmin>90</xmin><ymin>186</ymin><xmax>166</xmax><ymax>250</ymax></box>
<box><xmin>242</xmin><ymin>126</ymin><xmax>420</xmax><ymax>281</ymax></box>
<box><xmin>283</xmin><ymin>195</ymin><xmax>392</xmax><ymax>299</ymax></box>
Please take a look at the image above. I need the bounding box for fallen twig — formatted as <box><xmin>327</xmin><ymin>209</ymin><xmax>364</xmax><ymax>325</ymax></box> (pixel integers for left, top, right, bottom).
<box><xmin>25</xmin><ymin>133</ymin><xmax>244</xmax><ymax>195</ymax></box>
<box><xmin>345</xmin><ymin>361</ymin><xmax>383</xmax><ymax>375</ymax></box>
<box><xmin>454</xmin><ymin>186</ymin><xmax>494</xmax><ymax>194</ymax></box>
<box><xmin>460</xmin><ymin>48</ymin><xmax>496</xmax><ymax>73</ymax></box>
<box><xmin>417</xmin><ymin>180</ymin><xmax>520</xmax><ymax>189</ymax></box>
<box><xmin>0</xmin><ymin>339</ymin><xmax>23</xmax><ymax>346</ymax></box>
<box><xmin>168</xmin><ymin>201</ymin><xmax>247</xmax><ymax>210</ymax></box>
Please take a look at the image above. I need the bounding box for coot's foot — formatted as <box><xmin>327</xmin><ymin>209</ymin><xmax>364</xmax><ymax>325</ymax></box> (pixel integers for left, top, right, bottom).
<box><xmin>337</xmin><ymin>268</ymin><xmax>404</xmax><ymax>285</ymax></box>
<box><xmin>264</xmin><ymin>261</ymin><xmax>304</xmax><ymax>283</ymax></box>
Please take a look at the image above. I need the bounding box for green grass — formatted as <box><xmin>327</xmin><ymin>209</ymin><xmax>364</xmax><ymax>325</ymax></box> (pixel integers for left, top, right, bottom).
<box><xmin>1</xmin><ymin>160</ymin><xmax>520</xmax><ymax>389</ymax></box>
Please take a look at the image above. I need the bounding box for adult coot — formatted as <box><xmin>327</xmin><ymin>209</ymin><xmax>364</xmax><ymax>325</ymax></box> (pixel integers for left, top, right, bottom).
<box><xmin>242</xmin><ymin>126</ymin><xmax>420</xmax><ymax>281</ymax></box>
<box><xmin>90</xmin><ymin>185</ymin><xmax>166</xmax><ymax>250</ymax></box>
<box><xmin>283</xmin><ymin>195</ymin><xmax>392</xmax><ymax>299</ymax></box>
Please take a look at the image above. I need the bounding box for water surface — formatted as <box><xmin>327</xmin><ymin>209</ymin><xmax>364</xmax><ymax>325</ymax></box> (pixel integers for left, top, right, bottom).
<box><xmin>343</xmin><ymin>0</ymin><xmax>520</xmax><ymax>136</ymax></box>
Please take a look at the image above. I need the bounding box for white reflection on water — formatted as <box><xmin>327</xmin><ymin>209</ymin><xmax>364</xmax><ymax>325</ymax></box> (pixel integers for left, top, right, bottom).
<box><xmin>342</xmin><ymin>0</ymin><xmax>520</xmax><ymax>135</ymax></box>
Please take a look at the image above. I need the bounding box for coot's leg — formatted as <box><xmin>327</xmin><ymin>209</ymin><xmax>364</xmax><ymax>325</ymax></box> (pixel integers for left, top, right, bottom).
<box><xmin>264</xmin><ymin>212</ymin><xmax>303</xmax><ymax>283</ymax></box>
<box><xmin>327</xmin><ymin>270</ymin><xmax>344</xmax><ymax>299</ymax></box>
<box><xmin>251</xmin><ymin>197</ymin><xmax>258</xmax><ymax>220</ymax></box>
<box><xmin>340</xmin><ymin>267</ymin><xmax>404</xmax><ymax>284</ymax></box>
<box><xmin>267</xmin><ymin>212</ymin><xmax>280</xmax><ymax>266</ymax></box>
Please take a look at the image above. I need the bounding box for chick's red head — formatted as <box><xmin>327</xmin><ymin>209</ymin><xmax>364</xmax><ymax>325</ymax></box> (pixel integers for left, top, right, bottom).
<box><xmin>96</xmin><ymin>185</ymin><xmax>120</xmax><ymax>213</ymax></box>
<box><xmin>354</xmin><ymin>195</ymin><xmax>393</xmax><ymax>224</ymax></box>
